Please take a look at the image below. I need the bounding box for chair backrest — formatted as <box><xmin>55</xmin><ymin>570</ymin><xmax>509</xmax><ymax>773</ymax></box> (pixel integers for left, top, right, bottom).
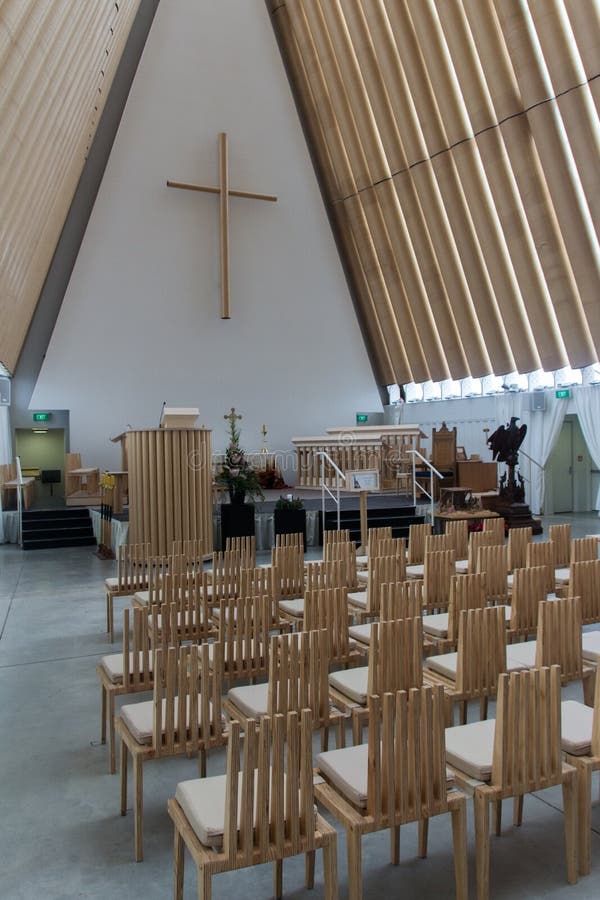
<box><xmin>275</xmin><ymin>532</ymin><xmax>304</xmax><ymax>550</ymax></box>
<box><xmin>424</xmin><ymin>533</ymin><xmax>453</xmax><ymax>555</ymax></box>
<box><xmin>171</xmin><ymin>539</ymin><xmax>206</xmax><ymax>566</ymax></box>
<box><xmin>455</xmin><ymin>606</ymin><xmax>507</xmax><ymax>698</ymax></box>
<box><xmin>223</xmin><ymin>710</ymin><xmax>315</xmax><ymax>864</ymax></box>
<box><xmin>117</xmin><ymin>542</ymin><xmax>152</xmax><ymax>592</ymax></box>
<box><xmin>367</xmin><ymin>555</ymin><xmax>408</xmax><ymax>615</ymax></box>
<box><xmin>303</xmin><ymin>587</ymin><xmax>350</xmax><ymax>662</ymax></box>
<box><xmin>570</xmin><ymin>559</ymin><xmax>600</xmax><ymax>624</ymax></box>
<box><xmin>482</xmin><ymin>516</ymin><xmax>505</xmax><ymax>542</ymax></box>
<box><xmin>369</xmin><ymin>536</ymin><xmax>406</xmax><ymax>561</ymax></box>
<box><xmin>526</xmin><ymin>541</ymin><xmax>556</xmax><ymax>591</ymax></box>
<box><xmin>535</xmin><ymin>596</ymin><xmax>583</xmax><ymax>683</ymax></box>
<box><xmin>152</xmin><ymin>642</ymin><xmax>223</xmax><ymax>756</ymax></box>
<box><xmin>367</xmin><ymin>686</ymin><xmax>449</xmax><ymax>825</ymax></box>
<box><xmin>367</xmin><ymin>526</ymin><xmax>393</xmax><ymax>553</ymax></box>
<box><xmin>593</xmin><ymin>670</ymin><xmax>600</xmax><ymax>758</ymax></box>
<box><xmin>153</xmin><ymin>576</ymin><xmax>213</xmax><ymax>648</ymax></box>
<box><xmin>380</xmin><ymin>580</ymin><xmax>423</xmax><ymax>621</ymax></box>
<box><xmin>431</xmin><ymin>422</ymin><xmax>457</xmax><ymax>473</ymax></box>
<box><xmin>548</xmin><ymin>523</ymin><xmax>571</xmax><ymax>567</ymax></box>
<box><xmin>509</xmin><ymin>566</ymin><xmax>547</xmax><ymax>636</ymax></box>
<box><xmin>491</xmin><ymin>666</ymin><xmax>562</xmax><ymax>795</ymax></box>
<box><xmin>446</xmin><ymin>573</ymin><xmax>487</xmax><ymax>644</ymax></box>
<box><xmin>445</xmin><ymin>519</ymin><xmax>468</xmax><ymax>560</ymax></box>
<box><xmin>423</xmin><ymin>549</ymin><xmax>456</xmax><ymax>611</ymax></box>
<box><xmin>211</xmin><ymin>551</ymin><xmax>246</xmax><ymax>600</ymax></box>
<box><xmin>66</xmin><ymin>452</ymin><xmax>82</xmax><ymax>473</ymax></box>
<box><xmin>407</xmin><ymin>522</ymin><xmax>432</xmax><ymax>565</ymax></box>
<box><xmin>476</xmin><ymin>544</ymin><xmax>509</xmax><ymax>600</ymax></box>
<box><xmin>323</xmin><ymin>528</ymin><xmax>351</xmax><ymax>546</ymax></box>
<box><xmin>225</xmin><ymin>535</ymin><xmax>256</xmax><ymax>566</ymax></box>
<box><xmin>267</xmin><ymin>630</ymin><xmax>330</xmax><ymax>723</ymax></box>
<box><xmin>467</xmin><ymin>530</ymin><xmax>499</xmax><ymax>572</ymax></box>
<box><xmin>507</xmin><ymin>526</ymin><xmax>532</xmax><ymax>570</ymax></box>
<box><xmin>304</xmin><ymin>559</ymin><xmax>346</xmax><ymax>592</ymax></box>
<box><xmin>121</xmin><ymin>606</ymin><xmax>152</xmax><ymax>689</ymax></box>
<box><xmin>239</xmin><ymin>566</ymin><xmax>278</xmax><ymax>601</ymax></box>
<box><xmin>368</xmin><ymin>618</ymin><xmax>423</xmax><ymax>696</ymax></box>
<box><xmin>218</xmin><ymin>595</ymin><xmax>271</xmax><ymax>681</ymax></box>
<box><xmin>570</xmin><ymin>536</ymin><xmax>598</xmax><ymax>564</ymax></box>
<box><xmin>324</xmin><ymin>540</ymin><xmax>359</xmax><ymax>590</ymax></box>
<box><xmin>272</xmin><ymin>545</ymin><xmax>304</xmax><ymax>599</ymax></box>
<box><xmin>0</xmin><ymin>462</ymin><xmax>17</xmax><ymax>484</ymax></box>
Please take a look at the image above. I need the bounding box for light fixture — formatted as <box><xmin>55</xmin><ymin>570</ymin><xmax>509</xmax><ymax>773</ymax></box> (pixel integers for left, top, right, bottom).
<box><xmin>502</xmin><ymin>371</ymin><xmax>528</xmax><ymax>391</ymax></box>
<box><xmin>32</xmin><ymin>428</ymin><xmax>48</xmax><ymax>434</ymax></box>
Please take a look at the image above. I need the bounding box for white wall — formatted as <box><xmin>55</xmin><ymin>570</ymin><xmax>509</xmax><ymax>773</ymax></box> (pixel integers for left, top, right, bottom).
<box><xmin>31</xmin><ymin>0</ymin><xmax>380</xmax><ymax>480</ymax></box>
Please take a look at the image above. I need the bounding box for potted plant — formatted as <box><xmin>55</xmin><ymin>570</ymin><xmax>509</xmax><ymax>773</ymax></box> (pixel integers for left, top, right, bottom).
<box><xmin>217</xmin><ymin>409</ymin><xmax>263</xmax><ymax>548</ymax></box>
<box><xmin>274</xmin><ymin>495</ymin><xmax>306</xmax><ymax>549</ymax></box>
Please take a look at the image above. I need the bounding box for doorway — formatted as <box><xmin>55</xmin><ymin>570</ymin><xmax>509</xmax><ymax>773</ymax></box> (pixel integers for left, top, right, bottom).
<box><xmin>15</xmin><ymin>428</ymin><xmax>66</xmax><ymax>506</ymax></box>
<box><xmin>548</xmin><ymin>419</ymin><xmax>574</xmax><ymax>513</ymax></box>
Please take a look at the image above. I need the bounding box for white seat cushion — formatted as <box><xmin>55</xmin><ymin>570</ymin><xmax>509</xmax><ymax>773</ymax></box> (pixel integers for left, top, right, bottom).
<box><xmin>133</xmin><ymin>590</ymin><xmax>150</xmax><ymax>605</ymax></box>
<box><xmin>427</xmin><ymin>650</ymin><xmax>526</xmax><ymax>681</ymax></box>
<box><xmin>348</xmin><ymin>623</ymin><xmax>372</xmax><ymax>645</ymax></box>
<box><xmin>99</xmin><ymin>651</ymin><xmax>153</xmax><ymax>684</ymax></box>
<box><xmin>105</xmin><ymin>575</ymin><xmax>145</xmax><ymax>592</ymax></box>
<box><xmin>582</xmin><ymin>631</ymin><xmax>600</xmax><ymax>662</ymax></box>
<box><xmin>120</xmin><ymin>694</ymin><xmax>216</xmax><ymax>745</ymax></box>
<box><xmin>561</xmin><ymin>700</ymin><xmax>593</xmax><ymax>756</ymax></box>
<box><xmin>226</xmin><ymin>683</ymin><xmax>268</xmax><ymax>719</ymax></box>
<box><xmin>278</xmin><ymin>598</ymin><xmax>304</xmax><ymax>617</ymax></box>
<box><xmin>555</xmin><ymin>567</ymin><xmax>570</xmax><ymax>585</ymax></box>
<box><xmin>328</xmin><ymin>667</ymin><xmax>368</xmax><ymax>704</ymax></box>
<box><xmin>406</xmin><ymin>563</ymin><xmax>425</xmax><ymax>578</ymax></box>
<box><xmin>347</xmin><ymin>590</ymin><xmax>368</xmax><ymax>610</ymax></box>
<box><xmin>506</xmin><ymin>640</ymin><xmax>537</xmax><ymax>669</ymax></box>
<box><xmin>455</xmin><ymin>559</ymin><xmax>469</xmax><ymax>575</ymax></box>
<box><xmin>422</xmin><ymin>612</ymin><xmax>449</xmax><ymax>638</ymax></box>
<box><xmin>445</xmin><ymin>718</ymin><xmax>495</xmax><ymax>781</ymax></box>
<box><xmin>356</xmin><ymin>570</ymin><xmax>369</xmax><ymax>584</ymax></box>
<box><xmin>507</xmin><ymin>573</ymin><xmax>514</xmax><ymax>588</ymax></box>
<box><xmin>356</xmin><ymin>554</ymin><xmax>368</xmax><ymax>567</ymax></box>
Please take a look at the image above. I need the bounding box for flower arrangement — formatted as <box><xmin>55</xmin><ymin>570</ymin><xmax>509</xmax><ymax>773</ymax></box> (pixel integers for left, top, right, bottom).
<box><xmin>217</xmin><ymin>408</ymin><xmax>264</xmax><ymax>505</ymax></box>
<box><xmin>274</xmin><ymin>495</ymin><xmax>304</xmax><ymax>511</ymax></box>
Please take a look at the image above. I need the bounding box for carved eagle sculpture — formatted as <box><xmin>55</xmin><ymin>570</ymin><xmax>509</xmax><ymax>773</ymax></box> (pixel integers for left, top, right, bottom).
<box><xmin>488</xmin><ymin>416</ymin><xmax>527</xmax><ymax>463</ymax></box>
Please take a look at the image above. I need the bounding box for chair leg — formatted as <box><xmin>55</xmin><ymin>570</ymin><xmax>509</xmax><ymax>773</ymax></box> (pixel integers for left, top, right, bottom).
<box><xmin>108</xmin><ymin>693</ymin><xmax>116</xmax><ymax>774</ymax></box>
<box><xmin>174</xmin><ymin>824</ymin><xmax>185</xmax><ymax>900</ymax></box>
<box><xmin>474</xmin><ymin>790</ymin><xmax>491</xmax><ymax>900</ymax></box>
<box><xmin>322</xmin><ymin>837</ymin><xmax>338</xmax><ymax>900</ymax></box>
<box><xmin>346</xmin><ymin>828</ymin><xmax>362</xmax><ymax>900</ymax></box>
<box><xmin>198</xmin><ymin>864</ymin><xmax>212</xmax><ymax>900</ymax></box>
<box><xmin>336</xmin><ymin>714</ymin><xmax>345</xmax><ymax>749</ymax></box>
<box><xmin>133</xmin><ymin>753</ymin><xmax>144</xmax><ymax>861</ymax></box>
<box><xmin>513</xmin><ymin>794</ymin><xmax>523</xmax><ymax>827</ymax></box>
<box><xmin>273</xmin><ymin>859</ymin><xmax>283</xmax><ymax>899</ymax></box>
<box><xmin>562</xmin><ymin>770</ymin><xmax>579</xmax><ymax>884</ymax></box>
<box><xmin>101</xmin><ymin>686</ymin><xmax>107</xmax><ymax>744</ymax></box>
<box><xmin>494</xmin><ymin>799</ymin><xmax>502</xmax><ymax>835</ymax></box>
<box><xmin>451</xmin><ymin>802</ymin><xmax>469</xmax><ymax>900</ymax></box>
<box><xmin>321</xmin><ymin>726</ymin><xmax>329</xmax><ymax>752</ymax></box>
<box><xmin>106</xmin><ymin>592</ymin><xmax>111</xmax><ymax>634</ymax></box>
<box><xmin>459</xmin><ymin>700</ymin><xmax>467</xmax><ymax>726</ymax></box>
<box><xmin>390</xmin><ymin>825</ymin><xmax>400</xmax><ymax>865</ymax></box>
<box><xmin>198</xmin><ymin>748</ymin><xmax>206</xmax><ymax>778</ymax></box>
<box><xmin>480</xmin><ymin>695</ymin><xmax>488</xmax><ymax>721</ymax></box>
<box><xmin>573</xmin><ymin>759</ymin><xmax>592</xmax><ymax>876</ymax></box>
<box><xmin>108</xmin><ymin>594</ymin><xmax>114</xmax><ymax>643</ymax></box>
<box><xmin>120</xmin><ymin>740</ymin><xmax>128</xmax><ymax>816</ymax></box>
<box><xmin>418</xmin><ymin>819</ymin><xmax>428</xmax><ymax>858</ymax></box>
<box><xmin>305</xmin><ymin>850</ymin><xmax>315</xmax><ymax>888</ymax></box>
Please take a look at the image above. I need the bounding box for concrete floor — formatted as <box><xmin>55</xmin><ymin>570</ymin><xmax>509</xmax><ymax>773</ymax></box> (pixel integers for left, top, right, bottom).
<box><xmin>1</xmin><ymin>513</ymin><xmax>600</xmax><ymax>899</ymax></box>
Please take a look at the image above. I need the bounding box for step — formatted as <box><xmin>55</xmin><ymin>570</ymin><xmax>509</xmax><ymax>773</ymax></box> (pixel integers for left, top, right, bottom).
<box><xmin>22</xmin><ymin>525</ymin><xmax>95</xmax><ymax>540</ymax></box>
<box><xmin>22</xmin><ymin>508</ymin><xmax>91</xmax><ymax>522</ymax></box>
<box><xmin>22</xmin><ymin>535</ymin><xmax>97</xmax><ymax>550</ymax></box>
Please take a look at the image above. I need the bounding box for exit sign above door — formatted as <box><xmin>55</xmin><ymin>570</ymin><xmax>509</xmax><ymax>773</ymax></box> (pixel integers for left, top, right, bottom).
<box><xmin>32</xmin><ymin>412</ymin><xmax>51</xmax><ymax>422</ymax></box>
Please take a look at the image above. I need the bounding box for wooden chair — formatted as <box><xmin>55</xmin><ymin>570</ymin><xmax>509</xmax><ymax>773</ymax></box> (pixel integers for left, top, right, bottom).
<box><xmin>422</xmin><ymin>548</ymin><xmax>456</xmax><ymax>613</ymax></box>
<box><xmin>329</xmin><ymin>617</ymin><xmax>424</xmax><ymax>744</ymax></box>
<box><xmin>348</xmin><ymin>554</ymin><xmax>406</xmax><ymax>622</ymax></box>
<box><xmin>356</xmin><ymin>526</ymin><xmax>393</xmax><ymax>567</ymax></box>
<box><xmin>422</xmin><ymin>572</ymin><xmax>487</xmax><ymax>653</ymax></box>
<box><xmin>323</xmin><ymin>528</ymin><xmax>351</xmax><ymax>547</ymax></box>
<box><xmin>406</xmin><ymin>522</ymin><xmax>432</xmax><ymax>565</ymax></box>
<box><xmin>303</xmin><ymin>586</ymin><xmax>364</xmax><ymax>668</ymax></box>
<box><xmin>506</xmin><ymin>566</ymin><xmax>547</xmax><ymax>642</ymax></box>
<box><xmin>459</xmin><ymin>530</ymin><xmax>500</xmax><ymax>575</ymax></box>
<box><xmin>215</xmin><ymin>595</ymin><xmax>271</xmax><ymax>687</ymax></box>
<box><xmin>476</xmin><ymin>544</ymin><xmax>509</xmax><ymax>604</ymax></box>
<box><xmin>149</xmin><ymin>579</ymin><xmax>216</xmax><ymax>649</ymax></box>
<box><xmin>104</xmin><ymin>542</ymin><xmax>151</xmax><ymax>642</ymax></box>
<box><xmin>324</xmin><ymin>539</ymin><xmax>360</xmax><ymax>590</ymax></box>
<box><xmin>570</xmin><ymin>536</ymin><xmax>598</xmax><ymax>564</ymax></box>
<box><xmin>237</xmin><ymin>565</ymin><xmax>290</xmax><ymax>634</ymax></box>
<box><xmin>482</xmin><ymin>516</ymin><xmax>505</xmax><ymax>543</ymax></box>
<box><xmin>315</xmin><ymin>686</ymin><xmax>468</xmax><ymax>900</ymax></box>
<box><xmin>424</xmin><ymin>532</ymin><xmax>454</xmax><ymax>555</ymax></box>
<box><xmin>525</xmin><ymin>541</ymin><xmax>556</xmax><ymax>592</ymax></box>
<box><xmin>548</xmin><ymin>522</ymin><xmax>571</xmax><ymax>566</ymax></box>
<box><xmin>424</xmin><ymin>606</ymin><xmax>508</xmax><ymax>724</ymax></box>
<box><xmin>507</xmin><ymin>526</ymin><xmax>532</xmax><ymax>571</ymax></box>
<box><xmin>279</xmin><ymin>560</ymin><xmax>345</xmax><ymax>626</ymax></box>
<box><xmin>117</xmin><ymin>642</ymin><xmax>226</xmax><ymax>861</ymax></box>
<box><xmin>562</xmin><ymin>668</ymin><xmax>600</xmax><ymax>874</ymax></box>
<box><xmin>225</xmin><ymin>534</ymin><xmax>256</xmax><ymax>565</ymax></box>
<box><xmin>209</xmin><ymin>550</ymin><xmax>248</xmax><ymax>602</ymax></box>
<box><xmin>570</xmin><ymin>559</ymin><xmax>600</xmax><ymax>624</ymax></box>
<box><xmin>272</xmin><ymin>545</ymin><xmax>305</xmax><ymax>600</ymax></box>
<box><xmin>97</xmin><ymin>606</ymin><xmax>153</xmax><ymax>774</ymax></box>
<box><xmin>445</xmin><ymin>518</ymin><xmax>468</xmax><ymax>560</ymax></box>
<box><xmin>225</xmin><ymin>629</ymin><xmax>345</xmax><ymax>750</ymax></box>
<box><xmin>445</xmin><ymin>666</ymin><xmax>578</xmax><ymax>900</ymax></box>
<box><xmin>65</xmin><ymin>450</ymin><xmax>99</xmax><ymax>498</ymax></box>
<box><xmin>171</xmin><ymin>539</ymin><xmax>207</xmax><ymax>565</ymax></box>
<box><xmin>348</xmin><ymin>580</ymin><xmax>429</xmax><ymax>651</ymax></box>
<box><xmin>0</xmin><ymin>461</ymin><xmax>35</xmax><ymax>510</ymax></box>
<box><xmin>168</xmin><ymin>710</ymin><xmax>338</xmax><ymax>900</ymax></box>
<box><xmin>275</xmin><ymin>531</ymin><xmax>304</xmax><ymax>550</ymax></box>
<box><xmin>356</xmin><ymin>537</ymin><xmax>405</xmax><ymax>584</ymax></box>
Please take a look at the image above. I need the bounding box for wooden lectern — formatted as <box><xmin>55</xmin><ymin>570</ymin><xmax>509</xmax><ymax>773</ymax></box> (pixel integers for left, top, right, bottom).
<box><xmin>126</xmin><ymin>427</ymin><xmax>213</xmax><ymax>556</ymax></box>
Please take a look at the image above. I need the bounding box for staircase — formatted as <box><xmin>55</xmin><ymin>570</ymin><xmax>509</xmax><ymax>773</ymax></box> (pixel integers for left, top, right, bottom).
<box><xmin>322</xmin><ymin>503</ymin><xmax>425</xmax><ymax>544</ymax></box>
<box><xmin>21</xmin><ymin>508</ymin><xmax>97</xmax><ymax>550</ymax></box>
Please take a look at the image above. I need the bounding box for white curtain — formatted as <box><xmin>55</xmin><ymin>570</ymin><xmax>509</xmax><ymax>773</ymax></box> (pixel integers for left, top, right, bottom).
<box><xmin>574</xmin><ymin>387</ymin><xmax>600</xmax><ymax>513</ymax></box>
<box><xmin>0</xmin><ymin>404</ymin><xmax>12</xmax><ymax>543</ymax></box>
<box><xmin>524</xmin><ymin>395</ymin><xmax>568</xmax><ymax>515</ymax></box>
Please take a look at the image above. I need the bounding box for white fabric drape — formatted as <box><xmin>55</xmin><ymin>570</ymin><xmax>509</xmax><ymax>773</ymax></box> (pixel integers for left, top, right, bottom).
<box><xmin>574</xmin><ymin>387</ymin><xmax>600</xmax><ymax>513</ymax></box>
<box><xmin>524</xmin><ymin>396</ymin><xmax>568</xmax><ymax>515</ymax></box>
<box><xmin>0</xmin><ymin>404</ymin><xmax>12</xmax><ymax>543</ymax></box>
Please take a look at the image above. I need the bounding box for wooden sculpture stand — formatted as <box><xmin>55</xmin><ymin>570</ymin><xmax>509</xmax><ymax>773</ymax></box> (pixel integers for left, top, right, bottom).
<box><xmin>481</xmin><ymin>460</ymin><xmax>542</xmax><ymax>534</ymax></box>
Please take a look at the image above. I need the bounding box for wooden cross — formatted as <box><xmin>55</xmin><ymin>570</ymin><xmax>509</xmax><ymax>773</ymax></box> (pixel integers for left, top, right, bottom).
<box><xmin>224</xmin><ymin>407</ymin><xmax>242</xmax><ymax>428</ymax></box>
<box><xmin>167</xmin><ymin>133</ymin><xmax>277</xmax><ymax>319</ymax></box>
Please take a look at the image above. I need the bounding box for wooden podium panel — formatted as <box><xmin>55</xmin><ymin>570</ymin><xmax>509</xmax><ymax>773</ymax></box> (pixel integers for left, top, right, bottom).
<box><xmin>127</xmin><ymin>428</ymin><xmax>212</xmax><ymax>556</ymax></box>
<box><xmin>457</xmin><ymin>461</ymin><xmax>498</xmax><ymax>493</ymax></box>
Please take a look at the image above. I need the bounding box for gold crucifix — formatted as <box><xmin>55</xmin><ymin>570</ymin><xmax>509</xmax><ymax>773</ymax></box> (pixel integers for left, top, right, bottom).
<box><xmin>224</xmin><ymin>407</ymin><xmax>242</xmax><ymax>428</ymax></box>
<box><xmin>167</xmin><ymin>133</ymin><xmax>277</xmax><ymax>319</ymax></box>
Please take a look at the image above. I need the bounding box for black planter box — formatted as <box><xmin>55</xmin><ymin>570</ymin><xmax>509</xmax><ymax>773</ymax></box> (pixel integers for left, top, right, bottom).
<box><xmin>221</xmin><ymin>503</ymin><xmax>255</xmax><ymax>550</ymax></box>
<box><xmin>274</xmin><ymin>508</ymin><xmax>307</xmax><ymax>549</ymax></box>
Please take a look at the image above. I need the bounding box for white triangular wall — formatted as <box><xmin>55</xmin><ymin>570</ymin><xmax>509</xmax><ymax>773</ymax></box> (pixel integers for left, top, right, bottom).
<box><xmin>31</xmin><ymin>0</ymin><xmax>380</xmax><ymax>477</ymax></box>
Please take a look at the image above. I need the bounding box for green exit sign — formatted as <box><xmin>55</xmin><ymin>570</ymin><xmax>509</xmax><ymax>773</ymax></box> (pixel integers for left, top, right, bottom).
<box><xmin>555</xmin><ymin>389</ymin><xmax>570</xmax><ymax>399</ymax></box>
<box><xmin>32</xmin><ymin>412</ymin><xmax>51</xmax><ymax>422</ymax></box>
<box><xmin>356</xmin><ymin>414</ymin><xmax>369</xmax><ymax>424</ymax></box>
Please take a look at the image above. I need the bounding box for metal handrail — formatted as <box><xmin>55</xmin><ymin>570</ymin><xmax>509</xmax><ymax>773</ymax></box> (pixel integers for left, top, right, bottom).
<box><xmin>315</xmin><ymin>450</ymin><xmax>346</xmax><ymax>532</ymax></box>
<box><xmin>15</xmin><ymin>455</ymin><xmax>23</xmax><ymax>548</ymax></box>
<box><xmin>407</xmin><ymin>449</ymin><xmax>445</xmax><ymax>524</ymax></box>
<box><xmin>519</xmin><ymin>449</ymin><xmax>544</xmax><ymax>470</ymax></box>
